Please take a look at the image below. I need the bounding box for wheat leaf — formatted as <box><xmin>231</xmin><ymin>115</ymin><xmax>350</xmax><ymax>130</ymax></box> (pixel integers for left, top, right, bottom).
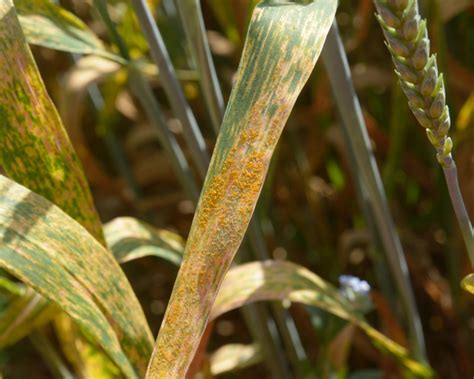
<box><xmin>0</xmin><ymin>175</ymin><xmax>154</xmax><ymax>378</ymax></box>
<box><xmin>105</xmin><ymin>217</ymin><xmax>184</xmax><ymax>265</ymax></box>
<box><xmin>0</xmin><ymin>0</ymin><xmax>105</xmax><ymax>243</ymax></box>
<box><xmin>145</xmin><ymin>1</ymin><xmax>337</xmax><ymax>377</ymax></box>
<box><xmin>212</xmin><ymin>261</ymin><xmax>433</xmax><ymax>378</ymax></box>
<box><xmin>14</xmin><ymin>0</ymin><xmax>122</xmax><ymax>62</ymax></box>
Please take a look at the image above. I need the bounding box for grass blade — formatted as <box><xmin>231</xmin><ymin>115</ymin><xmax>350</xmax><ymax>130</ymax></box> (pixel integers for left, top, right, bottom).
<box><xmin>321</xmin><ymin>21</ymin><xmax>426</xmax><ymax>360</ymax></box>
<box><xmin>105</xmin><ymin>217</ymin><xmax>185</xmax><ymax>265</ymax></box>
<box><xmin>212</xmin><ymin>261</ymin><xmax>433</xmax><ymax>378</ymax></box>
<box><xmin>131</xmin><ymin>0</ymin><xmax>210</xmax><ymax>178</ymax></box>
<box><xmin>0</xmin><ymin>0</ymin><xmax>104</xmax><ymax>243</ymax></box>
<box><xmin>15</xmin><ymin>0</ymin><xmax>122</xmax><ymax>62</ymax></box>
<box><xmin>145</xmin><ymin>2</ymin><xmax>337</xmax><ymax>376</ymax></box>
<box><xmin>30</xmin><ymin>330</ymin><xmax>75</xmax><ymax>379</ymax></box>
<box><xmin>0</xmin><ymin>175</ymin><xmax>153</xmax><ymax>378</ymax></box>
<box><xmin>176</xmin><ymin>0</ymin><xmax>225</xmax><ymax>133</ymax></box>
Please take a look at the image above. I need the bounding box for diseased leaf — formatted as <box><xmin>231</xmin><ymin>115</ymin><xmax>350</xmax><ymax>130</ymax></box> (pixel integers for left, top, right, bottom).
<box><xmin>0</xmin><ymin>176</ymin><xmax>153</xmax><ymax>378</ymax></box>
<box><xmin>105</xmin><ymin>217</ymin><xmax>184</xmax><ymax>265</ymax></box>
<box><xmin>0</xmin><ymin>3</ymin><xmax>119</xmax><ymax>375</ymax></box>
<box><xmin>146</xmin><ymin>1</ymin><xmax>337</xmax><ymax>377</ymax></box>
<box><xmin>14</xmin><ymin>0</ymin><xmax>122</xmax><ymax>61</ymax></box>
<box><xmin>0</xmin><ymin>216</ymin><xmax>184</xmax><ymax>350</ymax></box>
<box><xmin>0</xmin><ymin>0</ymin><xmax>104</xmax><ymax>243</ymax></box>
<box><xmin>212</xmin><ymin>261</ymin><xmax>433</xmax><ymax>378</ymax></box>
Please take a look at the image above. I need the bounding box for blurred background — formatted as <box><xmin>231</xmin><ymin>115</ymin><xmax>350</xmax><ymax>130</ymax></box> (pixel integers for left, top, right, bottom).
<box><xmin>2</xmin><ymin>0</ymin><xmax>474</xmax><ymax>378</ymax></box>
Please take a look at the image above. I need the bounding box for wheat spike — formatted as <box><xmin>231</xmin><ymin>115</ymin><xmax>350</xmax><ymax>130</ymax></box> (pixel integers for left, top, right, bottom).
<box><xmin>374</xmin><ymin>0</ymin><xmax>453</xmax><ymax>167</ymax></box>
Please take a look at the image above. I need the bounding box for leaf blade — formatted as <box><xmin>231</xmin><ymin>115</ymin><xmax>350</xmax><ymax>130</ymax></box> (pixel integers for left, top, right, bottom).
<box><xmin>212</xmin><ymin>261</ymin><xmax>433</xmax><ymax>378</ymax></box>
<box><xmin>15</xmin><ymin>0</ymin><xmax>121</xmax><ymax>61</ymax></box>
<box><xmin>145</xmin><ymin>1</ymin><xmax>337</xmax><ymax>376</ymax></box>
<box><xmin>0</xmin><ymin>176</ymin><xmax>153</xmax><ymax>377</ymax></box>
<box><xmin>105</xmin><ymin>217</ymin><xmax>184</xmax><ymax>266</ymax></box>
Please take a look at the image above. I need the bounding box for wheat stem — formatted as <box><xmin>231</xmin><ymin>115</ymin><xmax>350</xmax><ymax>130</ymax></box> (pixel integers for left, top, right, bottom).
<box><xmin>374</xmin><ymin>0</ymin><xmax>474</xmax><ymax>266</ymax></box>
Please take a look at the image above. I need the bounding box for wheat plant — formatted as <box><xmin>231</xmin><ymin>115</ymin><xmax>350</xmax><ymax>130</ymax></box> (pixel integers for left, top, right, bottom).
<box><xmin>0</xmin><ymin>0</ymin><xmax>472</xmax><ymax>378</ymax></box>
<box><xmin>373</xmin><ymin>0</ymin><xmax>474</xmax><ymax>270</ymax></box>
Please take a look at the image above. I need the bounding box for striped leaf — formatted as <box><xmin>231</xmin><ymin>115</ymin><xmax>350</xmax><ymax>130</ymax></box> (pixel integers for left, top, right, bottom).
<box><xmin>0</xmin><ymin>216</ymin><xmax>184</xmax><ymax>351</ymax></box>
<box><xmin>15</xmin><ymin>0</ymin><xmax>121</xmax><ymax>61</ymax></box>
<box><xmin>105</xmin><ymin>217</ymin><xmax>184</xmax><ymax>266</ymax></box>
<box><xmin>0</xmin><ymin>175</ymin><xmax>153</xmax><ymax>378</ymax></box>
<box><xmin>0</xmin><ymin>0</ymin><xmax>104</xmax><ymax>243</ymax></box>
<box><xmin>146</xmin><ymin>1</ymin><xmax>337</xmax><ymax>376</ymax></box>
<box><xmin>212</xmin><ymin>261</ymin><xmax>433</xmax><ymax>378</ymax></box>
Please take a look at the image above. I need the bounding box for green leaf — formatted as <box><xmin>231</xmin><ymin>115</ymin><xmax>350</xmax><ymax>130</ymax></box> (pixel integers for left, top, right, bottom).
<box><xmin>145</xmin><ymin>1</ymin><xmax>337</xmax><ymax>377</ymax></box>
<box><xmin>14</xmin><ymin>0</ymin><xmax>122</xmax><ymax>62</ymax></box>
<box><xmin>105</xmin><ymin>217</ymin><xmax>184</xmax><ymax>266</ymax></box>
<box><xmin>0</xmin><ymin>175</ymin><xmax>154</xmax><ymax>378</ymax></box>
<box><xmin>212</xmin><ymin>261</ymin><xmax>434</xmax><ymax>378</ymax></box>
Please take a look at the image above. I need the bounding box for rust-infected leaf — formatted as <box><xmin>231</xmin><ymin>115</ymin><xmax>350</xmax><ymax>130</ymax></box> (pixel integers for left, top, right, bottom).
<box><xmin>212</xmin><ymin>261</ymin><xmax>433</xmax><ymax>378</ymax></box>
<box><xmin>145</xmin><ymin>1</ymin><xmax>337</xmax><ymax>377</ymax></box>
<box><xmin>0</xmin><ymin>3</ymin><xmax>117</xmax><ymax>375</ymax></box>
<box><xmin>0</xmin><ymin>0</ymin><xmax>104</xmax><ymax>243</ymax></box>
<box><xmin>0</xmin><ymin>175</ymin><xmax>153</xmax><ymax>378</ymax></box>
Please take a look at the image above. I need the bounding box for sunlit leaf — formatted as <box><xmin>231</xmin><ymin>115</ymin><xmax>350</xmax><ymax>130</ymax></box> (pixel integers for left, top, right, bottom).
<box><xmin>145</xmin><ymin>1</ymin><xmax>337</xmax><ymax>376</ymax></box>
<box><xmin>0</xmin><ymin>3</ymin><xmax>119</xmax><ymax>375</ymax></box>
<box><xmin>209</xmin><ymin>343</ymin><xmax>262</xmax><ymax>375</ymax></box>
<box><xmin>14</xmin><ymin>0</ymin><xmax>122</xmax><ymax>61</ymax></box>
<box><xmin>212</xmin><ymin>261</ymin><xmax>433</xmax><ymax>378</ymax></box>
<box><xmin>461</xmin><ymin>273</ymin><xmax>474</xmax><ymax>294</ymax></box>
<box><xmin>0</xmin><ymin>0</ymin><xmax>104</xmax><ymax>243</ymax></box>
<box><xmin>0</xmin><ymin>175</ymin><xmax>153</xmax><ymax>378</ymax></box>
<box><xmin>105</xmin><ymin>217</ymin><xmax>184</xmax><ymax>265</ymax></box>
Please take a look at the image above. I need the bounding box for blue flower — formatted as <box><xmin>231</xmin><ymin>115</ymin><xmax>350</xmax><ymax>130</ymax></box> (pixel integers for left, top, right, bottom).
<box><xmin>339</xmin><ymin>275</ymin><xmax>372</xmax><ymax>313</ymax></box>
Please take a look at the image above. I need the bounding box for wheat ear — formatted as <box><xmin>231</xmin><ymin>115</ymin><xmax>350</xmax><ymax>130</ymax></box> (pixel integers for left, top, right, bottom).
<box><xmin>374</xmin><ymin>0</ymin><xmax>474</xmax><ymax>266</ymax></box>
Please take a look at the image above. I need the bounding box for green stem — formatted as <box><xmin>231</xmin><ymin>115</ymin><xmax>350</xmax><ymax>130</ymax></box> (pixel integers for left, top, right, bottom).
<box><xmin>30</xmin><ymin>330</ymin><xmax>75</xmax><ymax>379</ymax></box>
<box><xmin>131</xmin><ymin>0</ymin><xmax>210</xmax><ymax>178</ymax></box>
<box><xmin>321</xmin><ymin>21</ymin><xmax>427</xmax><ymax>361</ymax></box>
<box><xmin>443</xmin><ymin>163</ymin><xmax>474</xmax><ymax>266</ymax></box>
<box><xmin>175</xmin><ymin>0</ymin><xmax>225</xmax><ymax>133</ymax></box>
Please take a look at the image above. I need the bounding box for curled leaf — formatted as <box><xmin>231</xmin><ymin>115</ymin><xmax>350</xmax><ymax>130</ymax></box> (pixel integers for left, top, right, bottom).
<box><xmin>212</xmin><ymin>261</ymin><xmax>433</xmax><ymax>378</ymax></box>
<box><xmin>104</xmin><ymin>217</ymin><xmax>184</xmax><ymax>265</ymax></box>
<box><xmin>15</xmin><ymin>0</ymin><xmax>122</xmax><ymax>61</ymax></box>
